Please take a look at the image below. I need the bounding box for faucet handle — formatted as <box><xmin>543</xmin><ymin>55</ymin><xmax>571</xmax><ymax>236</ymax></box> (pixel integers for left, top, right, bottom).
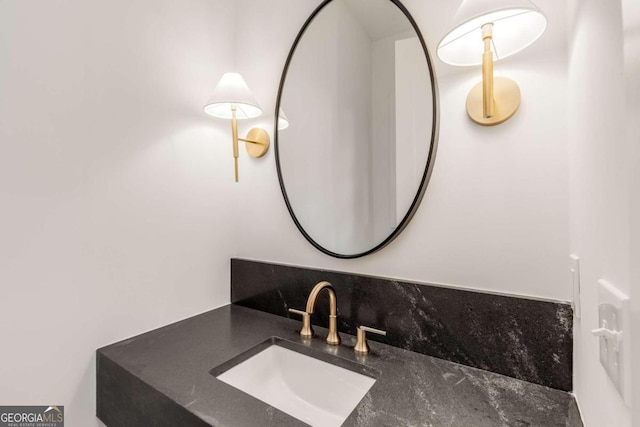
<box><xmin>288</xmin><ymin>308</ymin><xmax>313</xmax><ymax>338</ymax></box>
<box><xmin>354</xmin><ymin>325</ymin><xmax>387</xmax><ymax>355</ymax></box>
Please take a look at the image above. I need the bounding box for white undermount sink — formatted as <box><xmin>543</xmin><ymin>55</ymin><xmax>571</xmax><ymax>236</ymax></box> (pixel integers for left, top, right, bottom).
<box><xmin>215</xmin><ymin>342</ymin><xmax>376</xmax><ymax>427</ymax></box>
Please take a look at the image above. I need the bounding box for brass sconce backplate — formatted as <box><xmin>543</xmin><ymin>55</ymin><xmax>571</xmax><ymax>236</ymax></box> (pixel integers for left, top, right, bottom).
<box><xmin>244</xmin><ymin>128</ymin><xmax>270</xmax><ymax>158</ymax></box>
<box><xmin>466</xmin><ymin>76</ymin><xmax>521</xmax><ymax>126</ymax></box>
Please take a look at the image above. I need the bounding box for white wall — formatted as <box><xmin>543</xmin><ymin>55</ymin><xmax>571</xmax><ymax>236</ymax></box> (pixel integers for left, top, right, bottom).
<box><xmin>0</xmin><ymin>1</ymin><xmax>237</xmax><ymax>425</ymax></box>
<box><xmin>567</xmin><ymin>0</ymin><xmax>632</xmax><ymax>426</ymax></box>
<box><xmin>234</xmin><ymin>0</ymin><xmax>571</xmax><ymax>301</ymax></box>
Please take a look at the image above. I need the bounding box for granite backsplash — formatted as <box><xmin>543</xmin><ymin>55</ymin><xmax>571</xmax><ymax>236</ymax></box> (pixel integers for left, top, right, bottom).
<box><xmin>231</xmin><ymin>258</ymin><xmax>573</xmax><ymax>392</ymax></box>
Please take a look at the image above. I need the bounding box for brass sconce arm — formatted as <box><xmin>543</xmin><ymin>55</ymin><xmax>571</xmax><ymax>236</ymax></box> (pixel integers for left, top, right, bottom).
<box><xmin>231</xmin><ymin>106</ymin><xmax>240</xmax><ymax>182</ymax></box>
<box><xmin>237</xmin><ymin>137</ymin><xmax>267</xmax><ymax>146</ymax></box>
<box><xmin>466</xmin><ymin>23</ymin><xmax>521</xmax><ymax>126</ymax></box>
<box><xmin>229</xmin><ymin>106</ymin><xmax>270</xmax><ymax>182</ymax></box>
<box><xmin>481</xmin><ymin>23</ymin><xmax>495</xmax><ymax>119</ymax></box>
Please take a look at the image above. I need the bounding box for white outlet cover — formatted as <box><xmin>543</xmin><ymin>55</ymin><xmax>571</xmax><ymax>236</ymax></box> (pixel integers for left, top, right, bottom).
<box><xmin>597</xmin><ymin>279</ymin><xmax>631</xmax><ymax>406</ymax></box>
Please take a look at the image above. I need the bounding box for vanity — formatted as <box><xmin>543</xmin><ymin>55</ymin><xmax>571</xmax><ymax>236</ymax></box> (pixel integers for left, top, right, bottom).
<box><xmin>97</xmin><ymin>306</ymin><xmax>581</xmax><ymax>427</ymax></box>
<box><xmin>97</xmin><ymin>260</ymin><xmax>583</xmax><ymax>427</ymax></box>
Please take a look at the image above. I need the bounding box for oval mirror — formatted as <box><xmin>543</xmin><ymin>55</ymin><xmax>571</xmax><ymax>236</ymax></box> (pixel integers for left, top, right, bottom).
<box><xmin>275</xmin><ymin>0</ymin><xmax>438</xmax><ymax>258</ymax></box>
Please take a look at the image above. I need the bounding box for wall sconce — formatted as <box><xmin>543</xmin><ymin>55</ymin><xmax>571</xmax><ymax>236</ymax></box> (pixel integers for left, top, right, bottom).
<box><xmin>437</xmin><ymin>0</ymin><xmax>546</xmax><ymax>125</ymax></box>
<box><xmin>204</xmin><ymin>72</ymin><xmax>269</xmax><ymax>182</ymax></box>
<box><xmin>278</xmin><ymin>109</ymin><xmax>290</xmax><ymax>131</ymax></box>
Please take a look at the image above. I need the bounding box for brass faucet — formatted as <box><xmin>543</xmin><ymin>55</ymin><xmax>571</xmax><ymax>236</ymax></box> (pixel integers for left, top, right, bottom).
<box><xmin>306</xmin><ymin>281</ymin><xmax>340</xmax><ymax>345</ymax></box>
<box><xmin>290</xmin><ymin>281</ymin><xmax>341</xmax><ymax>345</ymax></box>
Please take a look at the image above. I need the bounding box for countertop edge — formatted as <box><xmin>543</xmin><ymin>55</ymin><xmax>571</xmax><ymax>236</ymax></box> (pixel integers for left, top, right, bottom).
<box><xmin>96</xmin><ymin>351</ymin><xmax>211</xmax><ymax>427</ymax></box>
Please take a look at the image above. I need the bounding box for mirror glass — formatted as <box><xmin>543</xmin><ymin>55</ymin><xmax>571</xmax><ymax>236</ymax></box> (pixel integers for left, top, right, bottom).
<box><xmin>276</xmin><ymin>0</ymin><xmax>438</xmax><ymax>258</ymax></box>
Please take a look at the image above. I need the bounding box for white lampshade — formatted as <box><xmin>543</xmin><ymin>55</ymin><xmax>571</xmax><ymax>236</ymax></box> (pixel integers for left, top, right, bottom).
<box><xmin>204</xmin><ymin>72</ymin><xmax>262</xmax><ymax>119</ymax></box>
<box><xmin>437</xmin><ymin>0</ymin><xmax>546</xmax><ymax>66</ymax></box>
<box><xmin>277</xmin><ymin>108</ymin><xmax>289</xmax><ymax>131</ymax></box>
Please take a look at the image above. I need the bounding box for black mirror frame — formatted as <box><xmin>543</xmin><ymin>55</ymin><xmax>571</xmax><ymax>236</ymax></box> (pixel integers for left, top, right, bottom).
<box><xmin>274</xmin><ymin>0</ymin><xmax>439</xmax><ymax>259</ymax></box>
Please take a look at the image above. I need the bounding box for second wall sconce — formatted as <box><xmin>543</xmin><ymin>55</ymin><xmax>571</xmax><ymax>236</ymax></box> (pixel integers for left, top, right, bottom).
<box><xmin>437</xmin><ymin>0</ymin><xmax>546</xmax><ymax>125</ymax></box>
<box><xmin>204</xmin><ymin>72</ymin><xmax>269</xmax><ymax>182</ymax></box>
<box><xmin>278</xmin><ymin>108</ymin><xmax>289</xmax><ymax>131</ymax></box>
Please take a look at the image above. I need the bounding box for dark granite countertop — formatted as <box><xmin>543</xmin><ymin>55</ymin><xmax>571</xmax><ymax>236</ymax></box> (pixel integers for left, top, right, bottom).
<box><xmin>97</xmin><ymin>304</ymin><xmax>582</xmax><ymax>427</ymax></box>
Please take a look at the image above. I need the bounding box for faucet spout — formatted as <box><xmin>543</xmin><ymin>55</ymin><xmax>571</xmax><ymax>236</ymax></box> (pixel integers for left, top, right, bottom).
<box><xmin>305</xmin><ymin>281</ymin><xmax>341</xmax><ymax>345</ymax></box>
<box><xmin>305</xmin><ymin>281</ymin><xmax>336</xmax><ymax>313</ymax></box>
